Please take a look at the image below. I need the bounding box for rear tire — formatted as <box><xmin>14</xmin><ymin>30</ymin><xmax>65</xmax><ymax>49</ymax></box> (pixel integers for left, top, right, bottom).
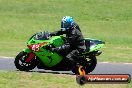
<box><xmin>72</xmin><ymin>56</ymin><xmax>97</xmax><ymax>74</ymax></box>
<box><xmin>14</xmin><ymin>51</ymin><xmax>39</xmax><ymax>71</ymax></box>
<box><xmin>84</xmin><ymin>56</ymin><xmax>97</xmax><ymax>74</ymax></box>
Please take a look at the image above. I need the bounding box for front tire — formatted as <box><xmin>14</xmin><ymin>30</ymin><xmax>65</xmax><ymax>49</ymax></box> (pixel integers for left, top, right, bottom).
<box><xmin>14</xmin><ymin>51</ymin><xmax>39</xmax><ymax>71</ymax></box>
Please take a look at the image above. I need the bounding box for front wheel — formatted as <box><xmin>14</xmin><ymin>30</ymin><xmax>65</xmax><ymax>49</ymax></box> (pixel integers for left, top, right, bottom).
<box><xmin>14</xmin><ymin>51</ymin><xmax>39</xmax><ymax>71</ymax></box>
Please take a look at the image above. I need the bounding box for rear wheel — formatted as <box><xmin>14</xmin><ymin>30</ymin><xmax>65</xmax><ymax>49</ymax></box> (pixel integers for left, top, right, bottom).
<box><xmin>72</xmin><ymin>56</ymin><xmax>97</xmax><ymax>74</ymax></box>
<box><xmin>14</xmin><ymin>51</ymin><xmax>39</xmax><ymax>71</ymax></box>
<box><xmin>84</xmin><ymin>56</ymin><xmax>97</xmax><ymax>74</ymax></box>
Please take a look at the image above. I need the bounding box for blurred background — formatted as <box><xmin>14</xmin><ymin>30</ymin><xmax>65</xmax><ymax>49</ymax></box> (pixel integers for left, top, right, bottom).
<box><xmin>0</xmin><ymin>0</ymin><xmax>132</xmax><ymax>62</ymax></box>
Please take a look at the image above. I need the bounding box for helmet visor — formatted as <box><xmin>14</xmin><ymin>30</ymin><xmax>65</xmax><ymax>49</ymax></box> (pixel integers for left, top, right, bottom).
<box><xmin>61</xmin><ymin>21</ymin><xmax>69</xmax><ymax>29</ymax></box>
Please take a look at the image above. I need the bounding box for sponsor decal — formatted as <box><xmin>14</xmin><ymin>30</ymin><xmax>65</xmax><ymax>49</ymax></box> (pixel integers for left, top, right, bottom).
<box><xmin>76</xmin><ymin>74</ymin><xmax>131</xmax><ymax>85</ymax></box>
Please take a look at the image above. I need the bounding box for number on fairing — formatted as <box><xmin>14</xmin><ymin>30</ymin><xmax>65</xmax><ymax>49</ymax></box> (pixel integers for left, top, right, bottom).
<box><xmin>32</xmin><ymin>45</ymin><xmax>40</xmax><ymax>51</ymax></box>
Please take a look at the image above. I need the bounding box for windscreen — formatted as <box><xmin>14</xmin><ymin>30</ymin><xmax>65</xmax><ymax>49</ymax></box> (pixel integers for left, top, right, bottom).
<box><xmin>34</xmin><ymin>32</ymin><xmax>50</xmax><ymax>40</ymax></box>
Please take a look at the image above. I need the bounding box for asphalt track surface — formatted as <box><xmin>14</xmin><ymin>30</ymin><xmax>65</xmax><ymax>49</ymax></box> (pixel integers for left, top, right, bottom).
<box><xmin>0</xmin><ymin>57</ymin><xmax>132</xmax><ymax>76</ymax></box>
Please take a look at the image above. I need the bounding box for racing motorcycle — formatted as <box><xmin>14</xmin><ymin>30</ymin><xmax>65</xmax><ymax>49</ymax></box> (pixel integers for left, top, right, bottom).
<box><xmin>14</xmin><ymin>31</ymin><xmax>105</xmax><ymax>74</ymax></box>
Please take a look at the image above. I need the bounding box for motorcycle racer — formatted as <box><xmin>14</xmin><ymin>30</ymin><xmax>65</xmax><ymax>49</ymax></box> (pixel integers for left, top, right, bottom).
<box><xmin>50</xmin><ymin>16</ymin><xmax>86</xmax><ymax>68</ymax></box>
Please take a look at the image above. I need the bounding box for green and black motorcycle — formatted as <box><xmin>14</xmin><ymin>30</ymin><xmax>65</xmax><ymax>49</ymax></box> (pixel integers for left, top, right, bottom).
<box><xmin>14</xmin><ymin>31</ymin><xmax>105</xmax><ymax>74</ymax></box>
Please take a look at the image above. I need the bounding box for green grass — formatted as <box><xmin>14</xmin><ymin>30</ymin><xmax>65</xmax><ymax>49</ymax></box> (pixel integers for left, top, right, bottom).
<box><xmin>0</xmin><ymin>0</ymin><xmax>132</xmax><ymax>63</ymax></box>
<box><xmin>0</xmin><ymin>71</ymin><xmax>131</xmax><ymax>88</ymax></box>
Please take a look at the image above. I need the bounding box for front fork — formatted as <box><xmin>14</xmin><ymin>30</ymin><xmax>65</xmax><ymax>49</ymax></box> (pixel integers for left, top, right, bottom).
<box><xmin>23</xmin><ymin>48</ymin><xmax>36</xmax><ymax>62</ymax></box>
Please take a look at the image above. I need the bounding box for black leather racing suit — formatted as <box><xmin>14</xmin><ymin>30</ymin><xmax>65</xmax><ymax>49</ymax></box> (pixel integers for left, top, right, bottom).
<box><xmin>50</xmin><ymin>24</ymin><xmax>86</xmax><ymax>68</ymax></box>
